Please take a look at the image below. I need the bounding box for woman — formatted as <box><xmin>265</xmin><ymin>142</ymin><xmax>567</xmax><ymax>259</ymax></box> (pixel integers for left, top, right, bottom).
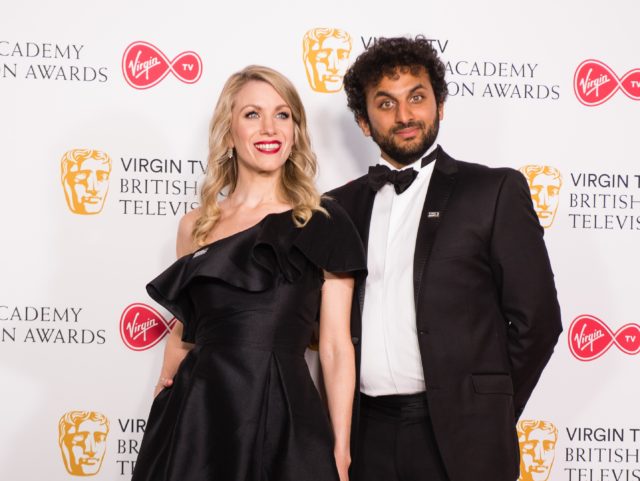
<box><xmin>132</xmin><ymin>65</ymin><xmax>365</xmax><ymax>481</ymax></box>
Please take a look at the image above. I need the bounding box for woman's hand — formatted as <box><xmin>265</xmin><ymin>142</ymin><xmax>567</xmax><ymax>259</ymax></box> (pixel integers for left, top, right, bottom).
<box><xmin>153</xmin><ymin>376</ymin><xmax>173</xmax><ymax>398</ymax></box>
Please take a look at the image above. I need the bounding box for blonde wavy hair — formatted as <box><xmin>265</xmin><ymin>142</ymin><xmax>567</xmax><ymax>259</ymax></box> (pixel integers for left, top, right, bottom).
<box><xmin>193</xmin><ymin>65</ymin><xmax>325</xmax><ymax>246</ymax></box>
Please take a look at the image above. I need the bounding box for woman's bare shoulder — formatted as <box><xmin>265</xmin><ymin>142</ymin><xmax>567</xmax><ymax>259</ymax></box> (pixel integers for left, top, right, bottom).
<box><xmin>176</xmin><ymin>208</ymin><xmax>202</xmax><ymax>257</ymax></box>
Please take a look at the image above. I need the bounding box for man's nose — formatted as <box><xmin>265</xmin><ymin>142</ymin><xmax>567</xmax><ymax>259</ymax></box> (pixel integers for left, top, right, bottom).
<box><xmin>395</xmin><ymin>100</ymin><xmax>413</xmax><ymax>124</ymax></box>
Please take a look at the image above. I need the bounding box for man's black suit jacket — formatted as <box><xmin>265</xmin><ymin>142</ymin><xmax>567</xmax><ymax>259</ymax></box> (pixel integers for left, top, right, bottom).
<box><xmin>328</xmin><ymin>147</ymin><xmax>563</xmax><ymax>481</ymax></box>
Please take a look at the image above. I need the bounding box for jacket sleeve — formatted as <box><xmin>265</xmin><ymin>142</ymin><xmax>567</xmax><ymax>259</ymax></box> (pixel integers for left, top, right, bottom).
<box><xmin>489</xmin><ymin>169</ymin><xmax>562</xmax><ymax>419</ymax></box>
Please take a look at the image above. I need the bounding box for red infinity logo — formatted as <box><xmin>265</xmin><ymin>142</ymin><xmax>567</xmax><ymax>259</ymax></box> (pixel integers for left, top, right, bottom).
<box><xmin>120</xmin><ymin>303</ymin><xmax>177</xmax><ymax>351</ymax></box>
<box><xmin>568</xmin><ymin>314</ymin><xmax>640</xmax><ymax>361</ymax></box>
<box><xmin>574</xmin><ymin>60</ymin><xmax>640</xmax><ymax>106</ymax></box>
<box><xmin>122</xmin><ymin>41</ymin><xmax>203</xmax><ymax>89</ymax></box>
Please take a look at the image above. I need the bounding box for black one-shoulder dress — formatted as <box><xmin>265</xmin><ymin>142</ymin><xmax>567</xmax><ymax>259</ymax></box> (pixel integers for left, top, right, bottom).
<box><xmin>132</xmin><ymin>200</ymin><xmax>366</xmax><ymax>481</ymax></box>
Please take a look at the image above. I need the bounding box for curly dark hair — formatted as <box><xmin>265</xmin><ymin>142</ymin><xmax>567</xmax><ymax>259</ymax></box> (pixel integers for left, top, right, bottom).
<box><xmin>343</xmin><ymin>36</ymin><xmax>448</xmax><ymax>123</ymax></box>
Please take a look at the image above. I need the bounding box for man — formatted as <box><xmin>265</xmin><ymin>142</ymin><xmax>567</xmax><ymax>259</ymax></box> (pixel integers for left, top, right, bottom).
<box><xmin>302</xmin><ymin>27</ymin><xmax>352</xmax><ymax>93</ymax></box>
<box><xmin>329</xmin><ymin>37</ymin><xmax>562</xmax><ymax>481</ymax></box>
<box><xmin>517</xmin><ymin>420</ymin><xmax>558</xmax><ymax>481</ymax></box>
<box><xmin>519</xmin><ymin>165</ymin><xmax>563</xmax><ymax>228</ymax></box>
<box><xmin>58</xmin><ymin>410</ymin><xmax>110</xmax><ymax>476</ymax></box>
<box><xmin>61</xmin><ymin>148</ymin><xmax>112</xmax><ymax>215</ymax></box>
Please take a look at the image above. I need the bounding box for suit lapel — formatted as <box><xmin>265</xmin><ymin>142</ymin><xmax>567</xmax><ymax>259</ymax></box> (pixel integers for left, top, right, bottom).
<box><xmin>413</xmin><ymin>147</ymin><xmax>458</xmax><ymax>307</ymax></box>
<box><xmin>355</xmin><ymin>182</ymin><xmax>376</xmax><ymax>315</ymax></box>
<box><xmin>345</xmin><ymin>177</ymin><xmax>376</xmax><ymax>254</ymax></box>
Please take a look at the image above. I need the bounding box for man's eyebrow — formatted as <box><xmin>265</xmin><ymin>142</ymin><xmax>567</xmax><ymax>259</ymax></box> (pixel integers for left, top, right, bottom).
<box><xmin>372</xmin><ymin>84</ymin><xmax>427</xmax><ymax>100</ymax></box>
<box><xmin>408</xmin><ymin>83</ymin><xmax>428</xmax><ymax>94</ymax></box>
<box><xmin>372</xmin><ymin>90</ymin><xmax>395</xmax><ymax>100</ymax></box>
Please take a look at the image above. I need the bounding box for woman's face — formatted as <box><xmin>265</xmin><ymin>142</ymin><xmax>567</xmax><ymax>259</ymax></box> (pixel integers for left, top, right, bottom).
<box><xmin>230</xmin><ymin>80</ymin><xmax>295</xmax><ymax>176</ymax></box>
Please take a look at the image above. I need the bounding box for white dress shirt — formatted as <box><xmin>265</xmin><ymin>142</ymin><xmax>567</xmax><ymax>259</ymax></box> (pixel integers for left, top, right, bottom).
<box><xmin>360</xmin><ymin>143</ymin><xmax>437</xmax><ymax>396</ymax></box>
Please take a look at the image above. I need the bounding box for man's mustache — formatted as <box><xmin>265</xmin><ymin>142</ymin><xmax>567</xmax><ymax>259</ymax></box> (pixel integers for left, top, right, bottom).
<box><xmin>391</xmin><ymin>121</ymin><xmax>425</xmax><ymax>133</ymax></box>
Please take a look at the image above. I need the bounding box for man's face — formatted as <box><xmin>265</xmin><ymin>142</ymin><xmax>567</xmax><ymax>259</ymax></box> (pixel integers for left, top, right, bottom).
<box><xmin>308</xmin><ymin>35</ymin><xmax>351</xmax><ymax>92</ymax></box>
<box><xmin>359</xmin><ymin>67</ymin><xmax>443</xmax><ymax>168</ymax></box>
<box><xmin>63</xmin><ymin>420</ymin><xmax>108</xmax><ymax>475</ymax></box>
<box><xmin>529</xmin><ymin>173</ymin><xmax>561</xmax><ymax>228</ymax></box>
<box><xmin>65</xmin><ymin>158</ymin><xmax>110</xmax><ymax>214</ymax></box>
<box><xmin>520</xmin><ymin>428</ymin><xmax>557</xmax><ymax>481</ymax></box>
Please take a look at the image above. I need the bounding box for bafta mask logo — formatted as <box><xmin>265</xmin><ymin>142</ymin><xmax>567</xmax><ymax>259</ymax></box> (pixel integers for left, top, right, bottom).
<box><xmin>58</xmin><ymin>411</ymin><xmax>110</xmax><ymax>476</ymax></box>
<box><xmin>519</xmin><ymin>165</ymin><xmax>562</xmax><ymax>228</ymax></box>
<box><xmin>303</xmin><ymin>28</ymin><xmax>352</xmax><ymax>93</ymax></box>
<box><xmin>61</xmin><ymin>149</ymin><xmax>112</xmax><ymax>215</ymax></box>
<box><xmin>517</xmin><ymin>420</ymin><xmax>558</xmax><ymax>481</ymax></box>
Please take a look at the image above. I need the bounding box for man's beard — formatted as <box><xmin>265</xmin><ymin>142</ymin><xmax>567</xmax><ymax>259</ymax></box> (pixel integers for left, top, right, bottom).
<box><xmin>370</xmin><ymin>115</ymin><xmax>440</xmax><ymax>166</ymax></box>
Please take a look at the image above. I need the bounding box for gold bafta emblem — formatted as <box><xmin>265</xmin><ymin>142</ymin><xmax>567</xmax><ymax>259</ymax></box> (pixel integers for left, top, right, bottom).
<box><xmin>58</xmin><ymin>411</ymin><xmax>110</xmax><ymax>476</ymax></box>
<box><xmin>519</xmin><ymin>165</ymin><xmax>562</xmax><ymax>228</ymax></box>
<box><xmin>303</xmin><ymin>28</ymin><xmax>352</xmax><ymax>93</ymax></box>
<box><xmin>61</xmin><ymin>149</ymin><xmax>112</xmax><ymax>215</ymax></box>
<box><xmin>517</xmin><ymin>420</ymin><xmax>557</xmax><ymax>481</ymax></box>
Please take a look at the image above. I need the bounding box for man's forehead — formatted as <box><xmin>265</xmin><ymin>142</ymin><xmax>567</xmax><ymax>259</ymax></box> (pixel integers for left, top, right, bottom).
<box><xmin>367</xmin><ymin>66</ymin><xmax>430</xmax><ymax>92</ymax></box>
<box><xmin>388</xmin><ymin>65</ymin><xmax>429</xmax><ymax>79</ymax></box>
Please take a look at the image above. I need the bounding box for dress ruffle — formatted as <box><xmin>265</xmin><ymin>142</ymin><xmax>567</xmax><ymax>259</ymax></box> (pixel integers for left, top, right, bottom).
<box><xmin>146</xmin><ymin>199</ymin><xmax>366</xmax><ymax>343</ymax></box>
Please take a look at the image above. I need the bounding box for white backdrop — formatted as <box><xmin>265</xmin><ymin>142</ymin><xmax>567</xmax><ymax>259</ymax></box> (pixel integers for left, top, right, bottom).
<box><xmin>2</xmin><ymin>1</ymin><xmax>639</xmax><ymax>480</ymax></box>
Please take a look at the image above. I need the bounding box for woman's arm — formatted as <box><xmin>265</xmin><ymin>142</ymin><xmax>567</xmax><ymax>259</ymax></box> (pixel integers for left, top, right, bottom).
<box><xmin>154</xmin><ymin>323</ymin><xmax>193</xmax><ymax>396</ymax></box>
<box><xmin>319</xmin><ymin>271</ymin><xmax>356</xmax><ymax>481</ymax></box>
<box><xmin>153</xmin><ymin>210</ymin><xmax>200</xmax><ymax>397</ymax></box>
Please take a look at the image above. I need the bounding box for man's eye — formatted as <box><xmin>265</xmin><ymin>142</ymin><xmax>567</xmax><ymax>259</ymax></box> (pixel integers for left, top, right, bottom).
<box><xmin>379</xmin><ymin>100</ymin><xmax>393</xmax><ymax>109</ymax></box>
<box><xmin>410</xmin><ymin>94</ymin><xmax>424</xmax><ymax>102</ymax></box>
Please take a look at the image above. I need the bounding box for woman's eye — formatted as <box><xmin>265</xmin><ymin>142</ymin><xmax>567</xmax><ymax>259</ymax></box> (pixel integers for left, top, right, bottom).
<box><xmin>245</xmin><ymin>111</ymin><xmax>259</xmax><ymax>119</ymax></box>
<box><xmin>276</xmin><ymin>111</ymin><xmax>290</xmax><ymax>119</ymax></box>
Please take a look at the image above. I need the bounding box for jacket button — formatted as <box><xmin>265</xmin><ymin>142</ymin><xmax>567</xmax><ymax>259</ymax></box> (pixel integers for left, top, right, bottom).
<box><xmin>352</xmin><ymin>336</ymin><xmax>360</xmax><ymax>345</ymax></box>
<box><xmin>418</xmin><ymin>330</ymin><xmax>427</xmax><ymax>335</ymax></box>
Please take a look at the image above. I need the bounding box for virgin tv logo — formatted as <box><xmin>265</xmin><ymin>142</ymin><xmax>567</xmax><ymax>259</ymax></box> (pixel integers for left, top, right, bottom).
<box><xmin>119</xmin><ymin>303</ymin><xmax>176</xmax><ymax>351</ymax></box>
<box><xmin>568</xmin><ymin>314</ymin><xmax>640</xmax><ymax>361</ymax></box>
<box><xmin>574</xmin><ymin>60</ymin><xmax>640</xmax><ymax>106</ymax></box>
<box><xmin>122</xmin><ymin>41</ymin><xmax>202</xmax><ymax>89</ymax></box>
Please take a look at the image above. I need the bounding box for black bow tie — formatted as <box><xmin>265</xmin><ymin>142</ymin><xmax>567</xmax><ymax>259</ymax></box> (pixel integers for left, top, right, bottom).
<box><xmin>368</xmin><ymin>149</ymin><xmax>438</xmax><ymax>194</ymax></box>
<box><xmin>368</xmin><ymin>165</ymin><xmax>418</xmax><ymax>194</ymax></box>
